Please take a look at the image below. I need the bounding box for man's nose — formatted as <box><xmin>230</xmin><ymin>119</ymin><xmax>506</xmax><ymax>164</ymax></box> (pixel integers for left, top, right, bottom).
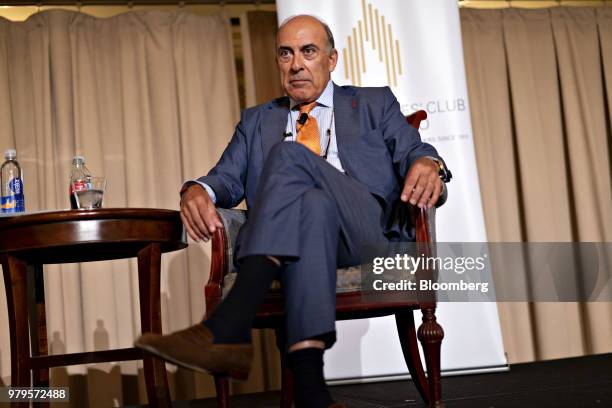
<box><xmin>290</xmin><ymin>54</ymin><xmax>304</xmax><ymax>72</ymax></box>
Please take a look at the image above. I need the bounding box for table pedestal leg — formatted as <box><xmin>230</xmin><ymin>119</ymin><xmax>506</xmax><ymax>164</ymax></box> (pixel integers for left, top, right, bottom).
<box><xmin>1</xmin><ymin>255</ymin><xmax>32</xmax><ymax>408</ymax></box>
<box><xmin>138</xmin><ymin>243</ymin><xmax>171</xmax><ymax>408</ymax></box>
<box><xmin>27</xmin><ymin>264</ymin><xmax>49</xmax><ymax>408</ymax></box>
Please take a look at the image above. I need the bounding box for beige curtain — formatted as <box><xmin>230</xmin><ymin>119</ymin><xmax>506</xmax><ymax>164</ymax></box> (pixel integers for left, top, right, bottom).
<box><xmin>0</xmin><ymin>9</ymin><xmax>240</xmax><ymax>405</ymax></box>
<box><xmin>461</xmin><ymin>7</ymin><xmax>612</xmax><ymax>363</ymax></box>
<box><xmin>240</xmin><ymin>10</ymin><xmax>282</xmax><ymax>108</ymax></box>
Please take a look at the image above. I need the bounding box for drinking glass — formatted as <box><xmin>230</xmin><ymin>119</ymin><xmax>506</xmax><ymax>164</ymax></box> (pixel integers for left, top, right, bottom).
<box><xmin>72</xmin><ymin>177</ymin><xmax>106</xmax><ymax>209</ymax></box>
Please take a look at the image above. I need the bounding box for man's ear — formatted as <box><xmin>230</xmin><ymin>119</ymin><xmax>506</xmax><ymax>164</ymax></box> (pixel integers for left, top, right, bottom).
<box><xmin>329</xmin><ymin>49</ymin><xmax>338</xmax><ymax>72</ymax></box>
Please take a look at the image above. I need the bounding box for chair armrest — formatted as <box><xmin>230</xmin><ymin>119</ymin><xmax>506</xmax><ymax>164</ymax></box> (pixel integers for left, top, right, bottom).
<box><xmin>415</xmin><ymin>181</ymin><xmax>447</xmax><ymax>244</ymax></box>
<box><xmin>205</xmin><ymin>208</ymin><xmax>247</xmax><ymax>315</ymax></box>
<box><xmin>412</xmin><ymin>205</ymin><xmax>435</xmax><ymax>245</ymax></box>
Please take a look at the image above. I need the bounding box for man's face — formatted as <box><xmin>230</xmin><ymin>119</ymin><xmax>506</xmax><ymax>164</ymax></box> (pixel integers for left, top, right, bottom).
<box><xmin>276</xmin><ymin>17</ymin><xmax>338</xmax><ymax>104</ymax></box>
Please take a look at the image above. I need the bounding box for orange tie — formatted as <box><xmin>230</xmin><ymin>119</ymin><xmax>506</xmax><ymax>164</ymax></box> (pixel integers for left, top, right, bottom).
<box><xmin>296</xmin><ymin>102</ymin><xmax>321</xmax><ymax>155</ymax></box>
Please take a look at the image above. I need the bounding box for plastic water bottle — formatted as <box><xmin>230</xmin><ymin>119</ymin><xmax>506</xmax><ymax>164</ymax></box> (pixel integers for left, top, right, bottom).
<box><xmin>1</xmin><ymin>149</ymin><xmax>25</xmax><ymax>213</ymax></box>
<box><xmin>69</xmin><ymin>155</ymin><xmax>91</xmax><ymax>209</ymax></box>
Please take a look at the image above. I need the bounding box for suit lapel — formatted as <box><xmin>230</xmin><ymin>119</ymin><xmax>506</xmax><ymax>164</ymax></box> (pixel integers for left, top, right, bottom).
<box><xmin>261</xmin><ymin>97</ymin><xmax>290</xmax><ymax>161</ymax></box>
<box><xmin>333</xmin><ymin>84</ymin><xmax>360</xmax><ymax>171</ymax></box>
<box><xmin>261</xmin><ymin>86</ymin><xmax>360</xmax><ymax>165</ymax></box>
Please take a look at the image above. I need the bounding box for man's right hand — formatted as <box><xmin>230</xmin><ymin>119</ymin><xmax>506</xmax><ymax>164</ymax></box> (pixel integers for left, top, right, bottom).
<box><xmin>180</xmin><ymin>184</ymin><xmax>223</xmax><ymax>242</ymax></box>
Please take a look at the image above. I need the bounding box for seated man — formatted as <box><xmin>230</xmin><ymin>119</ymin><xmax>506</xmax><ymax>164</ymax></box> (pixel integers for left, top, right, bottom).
<box><xmin>136</xmin><ymin>14</ymin><xmax>448</xmax><ymax>408</ymax></box>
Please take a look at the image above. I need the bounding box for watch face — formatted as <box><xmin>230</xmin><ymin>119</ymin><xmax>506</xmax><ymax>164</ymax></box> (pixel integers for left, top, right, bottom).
<box><xmin>428</xmin><ymin>156</ymin><xmax>451</xmax><ymax>183</ymax></box>
<box><xmin>441</xmin><ymin>168</ymin><xmax>452</xmax><ymax>183</ymax></box>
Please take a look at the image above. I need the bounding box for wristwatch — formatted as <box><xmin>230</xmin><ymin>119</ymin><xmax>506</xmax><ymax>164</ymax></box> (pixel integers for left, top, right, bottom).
<box><xmin>426</xmin><ymin>156</ymin><xmax>452</xmax><ymax>183</ymax></box>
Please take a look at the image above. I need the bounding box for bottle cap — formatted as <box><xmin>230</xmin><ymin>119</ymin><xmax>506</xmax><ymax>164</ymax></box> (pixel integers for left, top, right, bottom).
<box><xmin>4</xmin><ymin>149</ymin><xmax>16</xmax><ymax>160</ymax></box>
<box><xmin>72</xmin><ymin>155</ymin><xmax>85</xmax><ymax>165</ymax></box>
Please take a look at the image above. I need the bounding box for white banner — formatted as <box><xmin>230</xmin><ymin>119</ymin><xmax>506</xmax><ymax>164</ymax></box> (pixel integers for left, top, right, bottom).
<box><xmin>276</xmin><ymin>0</ymin><xmax>507</xmax><ymax>380</ymax></box>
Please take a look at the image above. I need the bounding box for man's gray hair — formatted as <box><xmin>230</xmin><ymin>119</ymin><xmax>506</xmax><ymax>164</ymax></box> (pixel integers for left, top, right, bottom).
<box><xmin>278</xmin><ymin>14</ymin><xmax>336</xmax><ymax>54</ymax></box>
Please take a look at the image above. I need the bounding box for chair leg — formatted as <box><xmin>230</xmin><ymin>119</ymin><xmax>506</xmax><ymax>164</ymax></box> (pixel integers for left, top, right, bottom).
<box><xmin>275</xmin><ymin>325</ymin><xmax>294</xmax><ymax>408</ymax></box>
<box><xmin>214</xmin><ymin>375</ymin><xmax>230</xmax><ymax>408</ymax></box>
<box><xmin>395</xmin><ymin>311</ymin><xmax>429</xmax><ymax>403</ymax></box>
<box><xmin>417</xmin><ymin>308</ymin><xmax>445</xmax><ymax>408</ymax></box>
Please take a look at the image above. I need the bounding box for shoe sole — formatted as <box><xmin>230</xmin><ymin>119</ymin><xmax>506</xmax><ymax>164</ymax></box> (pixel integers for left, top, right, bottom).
<box><xmin>134</xmin><ymin>340</ymin><xmax>250</xmax><ymax>381</ymax></box>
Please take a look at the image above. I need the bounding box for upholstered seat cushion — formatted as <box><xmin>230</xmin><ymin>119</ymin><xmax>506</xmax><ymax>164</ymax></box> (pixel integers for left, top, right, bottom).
<box><xmin>221</xmin><ymin>266</ymin><xmax>363</xmax><ymax>297</ymax></box>
<box><xmin>216</xmin><ymin>208</ymin><xmax>365</xmax><ymax>297</ymax></box>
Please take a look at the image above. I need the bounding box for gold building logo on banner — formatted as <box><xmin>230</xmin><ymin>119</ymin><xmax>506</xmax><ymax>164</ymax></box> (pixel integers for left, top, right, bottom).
<box><xmin>342</xmin><ymin>0</ymin><xmax>403</xmax><ymax>88</ymax></box>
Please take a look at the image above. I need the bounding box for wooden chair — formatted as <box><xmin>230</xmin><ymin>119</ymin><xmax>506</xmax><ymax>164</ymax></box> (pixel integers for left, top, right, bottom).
<box><xmin>205</xmin><ymin>110</ymin><xmax>445</xmax><ymax>408</ymax></box>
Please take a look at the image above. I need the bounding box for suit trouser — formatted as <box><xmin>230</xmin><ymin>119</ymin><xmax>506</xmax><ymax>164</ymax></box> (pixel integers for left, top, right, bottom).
<box><xmin>235</xmin><ymin>142</ymin><xmax>388</xmax><ymax>348</ymax></box>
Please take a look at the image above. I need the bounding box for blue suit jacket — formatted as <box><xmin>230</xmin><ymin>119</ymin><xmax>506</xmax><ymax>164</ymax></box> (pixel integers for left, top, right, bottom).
<box><xmin>198</xmin><ymin>84</ymin><xmax>442</xmax><ymax>240</ymax></box>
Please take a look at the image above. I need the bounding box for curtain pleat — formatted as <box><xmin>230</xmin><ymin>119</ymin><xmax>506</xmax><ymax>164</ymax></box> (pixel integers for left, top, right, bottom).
<box><xmin>461</xmin><ymin>9</ymin><xmax>538</xmax><ymax>364</ymax></box>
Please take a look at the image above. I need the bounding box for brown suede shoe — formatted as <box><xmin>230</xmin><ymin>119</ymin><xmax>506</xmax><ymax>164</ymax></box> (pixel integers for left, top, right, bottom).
<box><xmin>134</xmin><ymin>324</ymin><xmax>253</xmax><ymax>380</ymax></box>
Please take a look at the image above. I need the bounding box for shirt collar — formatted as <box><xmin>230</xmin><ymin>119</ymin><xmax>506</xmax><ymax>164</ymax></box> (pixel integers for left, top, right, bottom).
<box><xmin>289</xmin><ymin>80</ymin><xmax>334</xmax><ymax>110</ymax></box>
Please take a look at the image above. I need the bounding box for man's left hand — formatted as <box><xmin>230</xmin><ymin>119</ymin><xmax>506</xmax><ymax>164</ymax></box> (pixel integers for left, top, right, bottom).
<box><xmin>401</xmin><ymin>157</ymin><xmax>443</xmax><ymax>209</ymax></box>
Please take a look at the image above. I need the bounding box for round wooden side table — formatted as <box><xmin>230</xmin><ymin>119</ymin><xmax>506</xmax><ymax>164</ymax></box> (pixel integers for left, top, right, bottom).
<box><xmin>0</xmin><ymin>208</ymin><xmax>187</xmax><ymax>408</ymax></box>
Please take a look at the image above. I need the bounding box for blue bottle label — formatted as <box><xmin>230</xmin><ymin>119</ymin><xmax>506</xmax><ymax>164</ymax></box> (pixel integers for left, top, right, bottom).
<box><xmin>1</xmin><ymin>177</ymin><xmax>25</xmax><ymax>213</ymax></box>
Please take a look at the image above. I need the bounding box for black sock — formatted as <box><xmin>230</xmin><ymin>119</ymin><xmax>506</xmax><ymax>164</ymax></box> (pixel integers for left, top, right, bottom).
<box><xmin>204</xmin><ymin>255</ymin><xmax>280</xmax><ymax>343</ymax></box>
<box><xmin>288</xmin><ymin>348</ymin><xmax>334</xmax><ymax>408</ymax></box>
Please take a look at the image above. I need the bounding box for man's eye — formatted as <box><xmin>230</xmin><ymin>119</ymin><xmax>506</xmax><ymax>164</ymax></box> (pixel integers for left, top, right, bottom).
<box><xmin>304</xmin><ymin>48</ymin><xmax>315</xmax><ymax>56</ymax></box>
<box><xmin>279</xmin><ymin>50</ymin><xmax>291</xmax><ymax>58</ymax></box>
